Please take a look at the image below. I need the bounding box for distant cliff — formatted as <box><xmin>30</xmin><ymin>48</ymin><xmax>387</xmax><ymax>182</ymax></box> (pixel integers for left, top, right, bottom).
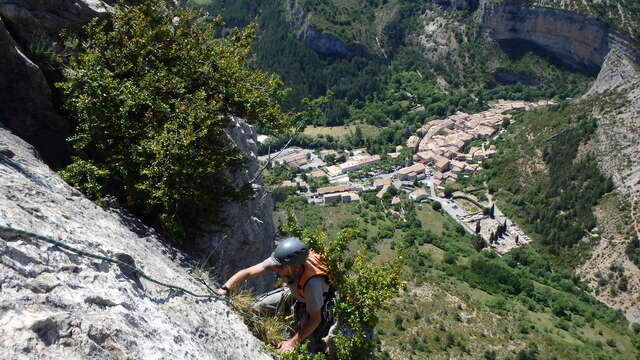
<box><xmin>478</xmin><ymin>0</ymin><xmax>640</xmax><ymax>74</ymax></box>
<box><xmin>285</xmin><ymin>0</ymin><xmax>364</xmax><ymax>58</ymax></box>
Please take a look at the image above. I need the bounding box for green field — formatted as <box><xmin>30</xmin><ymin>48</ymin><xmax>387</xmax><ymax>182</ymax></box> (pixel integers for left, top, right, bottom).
<box><xmin>303</xmin><ymin>124</ymin><xmax>379</xmax><ymax>138</ymax></box>
<box><xmin>416</xmin><ymin>204</ymin><xmax>448</xmax><ymax>235</ymax></box>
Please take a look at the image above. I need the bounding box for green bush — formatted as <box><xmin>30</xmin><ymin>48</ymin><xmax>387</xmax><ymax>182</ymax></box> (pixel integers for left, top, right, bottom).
<box><xmin>58</xmin><ymin>0</ymin><xmax>293</xmax><ymax>243</ymax></box>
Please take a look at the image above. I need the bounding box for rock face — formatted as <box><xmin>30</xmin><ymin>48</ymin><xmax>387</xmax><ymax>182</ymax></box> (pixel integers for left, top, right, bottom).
<box><xmin>286</xmin><ymin>0</ymin><xmax>362</xmax><ymax>58</ymax></box>
<box><xmin>0</xmin><ymin>125</ymin><xmax>273</xmax><ymax>359</ymax></box>
<box><xmin>193</xmin><ymin>117</ymin><xmax>276</xmax><ymax>293</ymax></box>
<box><xmin>0</xmin><ymin>14</ymin><xmax>69</xmax><ymax>167</ymax></box>
<box><xmin>432</xmin><ymin>0</ymin><xmax>478</xmax><ymax>11</ymax></box>
<box><xmin>0</xmin><ymin>0</ymin><xmax>113</xmax><ymax>46</ymax></box>
<box><xmin>478</xmin><ymin>0</ymin><xmax>640</xmax><ymax>74</ymax></box>
<box><xmin>587</xmin><ymin>47</ymin><xmax>640</xmax><ymax>95</ymax></box>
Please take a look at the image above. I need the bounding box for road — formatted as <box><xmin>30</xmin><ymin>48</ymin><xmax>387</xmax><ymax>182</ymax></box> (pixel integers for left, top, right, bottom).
<box><xmin>427</xmin><ymin>195</ymin><xmax>474</xmax><ymax>233</ymax></box>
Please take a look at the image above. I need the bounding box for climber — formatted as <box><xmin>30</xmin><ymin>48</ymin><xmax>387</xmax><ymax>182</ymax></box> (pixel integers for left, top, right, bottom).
<box><xmin>218</xmin><ymin>237</ymin><xmax>332</xmax><ymax>353</ymax></box>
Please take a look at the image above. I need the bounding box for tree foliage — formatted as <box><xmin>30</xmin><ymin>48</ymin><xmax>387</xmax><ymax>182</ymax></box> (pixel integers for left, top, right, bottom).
<box><xmin>58</xmin><ymin>0</ymin><xmax>293</xmax><ymax>243</ymax></box>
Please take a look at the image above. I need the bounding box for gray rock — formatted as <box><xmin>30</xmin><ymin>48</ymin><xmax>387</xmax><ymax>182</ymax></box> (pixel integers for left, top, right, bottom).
<box><xmin>0</xmin><ymin>16</ymin><xmax>68</xmax><ymax>167</ymax></box>
<box><xmin>587</xmin><ymin>47</ymin><xmax>640</xmax><ymax>95</ymax></box>
<box><xmin>478</xmin><ymin>0</ymin><xmax>640</xmax><ymax>74</ymax></box>
<box><xmin>285</xmin><ymin>0</ymin><xmax>362</xmax><ymax>58</ymax></box>
<box><xmin>0</xmin><ymin>125</ymin><xmax>274</xmax><ymax>359</ymax></box>
<box><xmin>0</xmin><ymin>0</ymin><xmax>113</xmax><ymax>46</ymax></box>
<box><xmin>194</xmin><ymin>117</ymin><xmax>276</xmax><ymax>293</ymax></box>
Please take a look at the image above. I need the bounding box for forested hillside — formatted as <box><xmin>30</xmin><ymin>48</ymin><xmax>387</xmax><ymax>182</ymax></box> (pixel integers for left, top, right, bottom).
<box><xmin>190</xmin><ymin>0</ymin><xmax>592</xmax><ymax>126</ymax></box>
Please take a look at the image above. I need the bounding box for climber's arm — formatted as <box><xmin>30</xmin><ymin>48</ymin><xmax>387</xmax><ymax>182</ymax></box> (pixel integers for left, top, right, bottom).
<box><xmin>277</xmin><ymin>310</ymin><xmax>322</xmax><ymax>352</ymax></box>
<box><xmin>218</xmin><ymin>263</ymin><xmax>270</xmax><ymax>295</ymax></box>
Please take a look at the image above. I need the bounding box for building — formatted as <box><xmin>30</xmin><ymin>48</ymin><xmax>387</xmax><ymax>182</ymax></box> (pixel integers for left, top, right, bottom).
<box><xmin>323</xmin><ymin>193</ymin><xmax>343</xmax><ymax>204</ymax></box>
<box><xmin>397</xmin><ymin>163</ymin><xmax>426</xmax><ymax>181</ymax></box>
<box><xmin>325</xmin><ymin>165</ymin><xmax>342</xmax><ymax>177</ymax></box>
<box><xmin>474</xmin><ymin>125</ymin><xmax>496</xmax><ymax>138</ymax></box>
<box><xmin>319</xmin><ymin>149</ymin><xmax>340</xmax><ymax>160</ymax></box>
<box><xmin>317</xmin><ymin>184</ymin><xmax>352</xmax><ymax>195</ymax></box>
<box><xmin>407</xmin><ymin>136</ymin><xmax>420</xmax><ymax>152</ymax></box>
<box><xmin>435</xmin><ymin>158</ymin><xmax>450</xmax><ymax>172</ymax></box>
<box><xmin>409</xmin><ymin>189</ymin><xmax>429</xmax><ymax>202</ymax></box>
<box><xmin>308</xmin><ymin>168</ymin><xmax>326</xmax><ymax>178</ymax></box>
<box><xmin>415</xmin><ymin>150</ymin><xmax>438</xmax><ymax>164</ymax></box>
<box><xmin>324</xmin><ymin>191</ymin><xmax>360</xmax><ymax>204</ymax></box>
<box><xmin>338</xmin><ymin>154</ymin><xmax>381</xmax><ymax>174</ymax></box>
<box><xmin>373</xmin><ymin>177</ymin><xmax>392</xmax><ymax>190</ymax></box>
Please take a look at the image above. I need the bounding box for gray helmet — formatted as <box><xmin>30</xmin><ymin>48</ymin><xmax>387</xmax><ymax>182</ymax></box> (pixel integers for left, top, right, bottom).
<box><xmin>271</xmin><ymin>237</ymin><xmax>309</xmax><ymax>266</ymax></box>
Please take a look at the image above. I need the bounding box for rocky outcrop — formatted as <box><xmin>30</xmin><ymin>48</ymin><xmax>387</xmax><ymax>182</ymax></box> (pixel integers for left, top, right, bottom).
<box><xmin>286</xmin><ymin>0</ymin><xmax>362</xmax><ymax>58</ymax></box>
<box><xmin>591</xmin><ymin>79</ymin><xmax>640</xmax><ymax>195</ymax></box>
<box><xmin>478</xmin><ymin>1</ymin><xmax>640</xmax><ymax>74</ymax></box>
<box><xmin>193</xmin><ymin>117</ymin><xmax>276</xmax><ymax>293</ymax></box>
<box><xmin>0</xmin><ymin>0</ymin><xmax>113</xmax><ymax>46</ymax></box>
<box><xmin>587</xmin><ymin>47</ymin><xmax>640</xmax><ymax>95</ymax></box>
<box><xmin>0</xmin><ymin>14</ymin><xmax>68</xmax><ymax>167</ymax></box>
<box><xmin>0</xmin><ymin>0</ymin><xmax>115</xmax><ymax>167</ymax></box>
<box><xmin>432</xmin><ymin>0</ymin><xmax>478</xmax><ymax>11</ymax></box>
<box><xmin>0</xmin><ymin>125</ymin><xmax>273</xmax><ymax>359</ymax></box>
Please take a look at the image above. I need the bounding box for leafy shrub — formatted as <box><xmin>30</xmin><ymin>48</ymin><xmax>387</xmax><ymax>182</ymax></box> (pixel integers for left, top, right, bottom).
<box><xmin>58</xmin><ymin>0</ymin><xmax>293</xmax><ymax>243</ymax></box>
<box><xmin>444</xmin><ymin>252</ymin><xmax>458</xmax><ymax>265</ymax></box>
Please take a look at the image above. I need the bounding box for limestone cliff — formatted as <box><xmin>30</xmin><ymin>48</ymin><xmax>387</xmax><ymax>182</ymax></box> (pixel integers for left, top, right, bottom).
<box><xmin>0</xmin><ymin>125</ymin><xmax>273</xmax><ymax>359</ymax></box>
<box><xmin>478</xmin><ymin>0</ymin><xmax>640</xmax><ymax>74</ymax></box>
<box><xmin>193</xmin><ymin>116</ymin><xmax>276</xmax><ymax>293</ymax></box>
<box><xmin>285</xmin><ymin>0</ymin><xmax>362</xmax><ymax>58</ymax></box>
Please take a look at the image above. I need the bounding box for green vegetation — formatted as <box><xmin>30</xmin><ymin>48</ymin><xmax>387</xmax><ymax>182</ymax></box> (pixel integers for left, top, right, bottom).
<box><xmin>58</xmin><ymin>0</ymin><xmax>293</xmax><ymax>243</ymax></box>
<box><xmin>477</xmin><ymin>101</ymin><xmax>614</xmax><ymax>265</ymax></box>
<box><xmin>190</xmin><ymin>0</ymin><xmax>593</xmax><ymax>132</ymax></box>
<box><xmin>303</xmin><ymin>124</ymin><xmax>379</xmax><ymax>138</ymax></box>
<box><xmin>273</xmin><ymin>195</ymin><xmax>640</xmax><ymax>359</ymax></box>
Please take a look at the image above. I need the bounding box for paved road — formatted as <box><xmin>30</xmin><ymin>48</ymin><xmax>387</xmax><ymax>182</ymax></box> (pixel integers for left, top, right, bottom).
<box><xmin>427</xmin><ymin>196</ymin><xmax>474</xmax><ymax>233</ymax></box>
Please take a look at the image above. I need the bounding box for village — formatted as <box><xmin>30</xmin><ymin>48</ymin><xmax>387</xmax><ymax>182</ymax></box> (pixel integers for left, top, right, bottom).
<box><xmin>259</xmin><ymin>99</ymin><xmax>554</xmax><ymax>253</ymax></box>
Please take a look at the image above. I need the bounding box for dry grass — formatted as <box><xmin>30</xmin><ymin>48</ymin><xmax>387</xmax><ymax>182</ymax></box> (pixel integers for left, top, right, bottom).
<box><xmin>231</xmin><ymin>290</ymin><xmax>292</xmax><ymax>346</ymax></box>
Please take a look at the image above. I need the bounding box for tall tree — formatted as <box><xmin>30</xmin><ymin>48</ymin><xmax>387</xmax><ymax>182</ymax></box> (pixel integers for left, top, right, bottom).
<box><xmin>58</xmin><ymin>0</ymin><xmax>293</xmax><ymax>243</ymax></box>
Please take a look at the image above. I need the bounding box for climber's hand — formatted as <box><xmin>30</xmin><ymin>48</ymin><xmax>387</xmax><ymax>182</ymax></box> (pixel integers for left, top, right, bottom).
<box><xmin>277</xmin><ymin>338</ymin><xmax>297</xmax><ymax>353</ymax></box>
<box><xmin>217</xmin><ymin>288</ymin><xmax>228</xmax><ymax>296</ymax></box>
